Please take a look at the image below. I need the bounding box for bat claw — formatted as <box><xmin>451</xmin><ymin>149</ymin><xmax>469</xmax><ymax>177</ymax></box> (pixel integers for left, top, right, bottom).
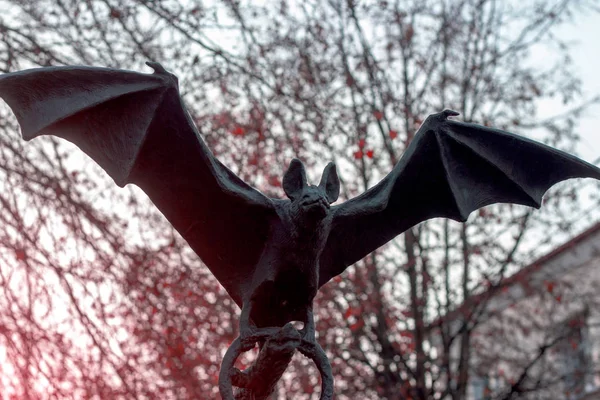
<box><xmin>422</xmin><ymin>109</ymin><xmax>460</xmax><ymax>130</ymax></box>
<box><xmin>145</xmin><ymin>61</ymin><xmax>169</xmax><ymax>75</ymax></box>
<box><xmin>441</xmin><ymin>109</ymin><xmax>460</xmax><ymax>118</ymax></box>
<box><xmin>301</xmin><ymin>334</ymin><xmax>316</xmax><ymax>346</ymax></box>
<box><xmin>239</xmin><ymin>330</ymin><xmax>258</xmax><ymax>351</ymax></box>
<box><xmin>239</xmin><ymin>327</ymin><xmax>282</xmax><ymax>351</ymax></box>
<box><xmin>145</xmin><ymin>61</ymin><xmax>179</xmax><ymax>88</ymax></box>
<box><xmin>300</xmin><ymin>327</ymin><xmax>316</xmax><ymax>344</ymax></box>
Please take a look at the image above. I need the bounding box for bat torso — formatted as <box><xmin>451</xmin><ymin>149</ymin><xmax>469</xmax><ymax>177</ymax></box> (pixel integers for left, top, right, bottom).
<box><xmin>247</xmin><ymin>199</ymin><xmax>333</xmax><ymax>327</ymax></box>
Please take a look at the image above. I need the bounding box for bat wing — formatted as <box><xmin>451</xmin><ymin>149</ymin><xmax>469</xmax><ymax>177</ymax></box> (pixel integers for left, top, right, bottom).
<box><xmin>319</xmin><ymin>110</ymin><xmax>600</xmax><ymax>287</ymax></box>
<box><xmin>0</xmin><ymin>63</ymin><xmax>276</xmax><ymax>306</ymax></box>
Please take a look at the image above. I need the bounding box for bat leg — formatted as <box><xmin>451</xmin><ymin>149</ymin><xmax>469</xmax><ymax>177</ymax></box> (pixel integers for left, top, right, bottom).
<box><xmin>238</xmin><ymin>300</ymin><xmax>294</xmax><ymax>351</ymax></box>
<box><xmin>239</xmin><ymin>300</ymin><xmax>259</xmax><ymax>351</ymax></box>
<box><xmin>300</xmin><ymin>305</ymin><xmax>316</xmax><ymax>343</ymax></box>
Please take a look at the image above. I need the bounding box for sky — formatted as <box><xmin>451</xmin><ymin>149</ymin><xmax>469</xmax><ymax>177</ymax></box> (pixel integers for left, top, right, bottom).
<box><xmin>550</xmin><ymin>11</ymin><xmax>600</xmax><ymax>164</ymax></box>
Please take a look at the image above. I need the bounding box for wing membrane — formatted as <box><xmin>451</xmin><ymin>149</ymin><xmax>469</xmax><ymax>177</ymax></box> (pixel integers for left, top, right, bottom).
<box><xmin>319</xmin><ymin>111</ymin><xmax>600</xmax><ymax>287</ymax></box>
<box><xmin>0</xmin><ymin>65</ymin><xmax>275</xmax><ymax>305</ymax></box>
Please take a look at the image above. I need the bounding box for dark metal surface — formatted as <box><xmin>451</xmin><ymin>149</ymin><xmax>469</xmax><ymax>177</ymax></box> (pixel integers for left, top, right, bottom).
<box><xmin>2</xmin><ymin>63</ymin><xmax>599</xmax><ymax>398</ymax></box>
<box><xmin>219</xmin><ymin>324</ymin><xmax>333</xmax><ymax>399</ymax></box>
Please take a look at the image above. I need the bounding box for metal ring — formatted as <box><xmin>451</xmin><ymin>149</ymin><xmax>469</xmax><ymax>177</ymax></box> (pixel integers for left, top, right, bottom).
<box><xmin>218</xmin><ymin>332</ymin><xmax>335</xmax><ymax>399</ymax></box>
<box><xmin>218</xmin><ymin>337</ymin><xmax>242</xmax><ymax>400</ymax></box>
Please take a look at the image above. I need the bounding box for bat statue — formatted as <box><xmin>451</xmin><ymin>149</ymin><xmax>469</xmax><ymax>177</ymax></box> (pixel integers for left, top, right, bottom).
<box><xmin>1</xmin><ymin>62</ymin><xmax>599</xmax><ymax>400</ymax></box>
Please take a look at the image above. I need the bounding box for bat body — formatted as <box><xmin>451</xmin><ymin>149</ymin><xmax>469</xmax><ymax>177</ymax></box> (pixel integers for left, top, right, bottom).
<box><xmin>2</xmin><ymin>63</ymin><xmax>600</xmax><ymax>348</ymax></box>
<box><xmin>246</xmin><ymin>198</ymin><xmax>329</xmax><ymax>328</ymax></box>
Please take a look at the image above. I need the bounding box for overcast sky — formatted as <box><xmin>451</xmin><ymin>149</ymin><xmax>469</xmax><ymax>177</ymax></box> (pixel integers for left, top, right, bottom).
<box><xmin>554</xmin><ymin>11</ymin><xmax>600</xmax><ymax>163</ymax></box>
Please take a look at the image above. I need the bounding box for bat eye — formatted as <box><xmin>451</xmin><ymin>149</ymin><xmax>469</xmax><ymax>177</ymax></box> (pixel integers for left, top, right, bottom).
<box><xmin>281</xmin><ymin>300</ymin><xmax>288</xmax><ymax>307</ymax></box>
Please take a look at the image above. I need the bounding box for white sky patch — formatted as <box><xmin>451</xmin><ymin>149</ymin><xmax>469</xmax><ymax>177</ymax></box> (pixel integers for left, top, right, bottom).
<box><xmin>538</xmin><ymin>13</ymin><xmax>600</xmax><ymax>164</ymax></box>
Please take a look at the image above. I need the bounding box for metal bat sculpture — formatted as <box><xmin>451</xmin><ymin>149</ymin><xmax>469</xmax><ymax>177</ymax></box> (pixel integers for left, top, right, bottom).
<box><xmin>2</xmin><ymin>62</ymin><xmax>600</xmax><ymax>399</ymax></box>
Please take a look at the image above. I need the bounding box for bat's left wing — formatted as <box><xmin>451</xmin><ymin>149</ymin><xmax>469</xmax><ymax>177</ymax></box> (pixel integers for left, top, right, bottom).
<box><xmin>0</xmin><ymin>63</ymin><xmax>276</xmax><ymax>306</ymax></box>
<box><xmin>319</xmin><ymin>110</ymin><xmax>600</xmax><ymax>287</ymax></box>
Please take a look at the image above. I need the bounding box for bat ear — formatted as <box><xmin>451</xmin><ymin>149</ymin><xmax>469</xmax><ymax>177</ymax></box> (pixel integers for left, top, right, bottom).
<box><xmin>319</xmin><ymin>162</ymin><xmax>340</xmax><ymax>203</ymax></box>
<box><xmin>283</xmin><ymin>158</ymin><xmax>307</xmax><ymax>200</ymax></box>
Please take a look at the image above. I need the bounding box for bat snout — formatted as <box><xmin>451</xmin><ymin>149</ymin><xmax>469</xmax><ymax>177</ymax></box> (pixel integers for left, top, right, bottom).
<box><xmin>301</xmin><ymin>197</ymin><xmax>330</xmax><ymax>218</ymax></box>
<box><xmin>300</xmin><ymin>195</ymin><xmax>330</xmax><ymax>208</ymax></box>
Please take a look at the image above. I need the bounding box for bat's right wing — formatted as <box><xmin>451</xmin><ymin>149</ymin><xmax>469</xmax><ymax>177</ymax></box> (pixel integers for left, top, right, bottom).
<box><xmin>319</xmin><ymin>110</ymin><xmax>600</xmax><ymax>288</ymax></box>
<box><xmin>0</xmin><ymin>63</ymin><xmax>276</xmax><ymax>306</ymax></box>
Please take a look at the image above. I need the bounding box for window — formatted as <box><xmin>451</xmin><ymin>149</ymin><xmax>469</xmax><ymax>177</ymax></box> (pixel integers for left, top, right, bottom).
<box><xmin>469</xmin><ymin>374</ymin><xmax>489</xmax><ymax>400</ymax></box>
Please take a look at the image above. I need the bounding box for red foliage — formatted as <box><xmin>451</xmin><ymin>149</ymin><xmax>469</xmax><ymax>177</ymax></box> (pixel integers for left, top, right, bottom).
<box><xmin>231</xmin><ymin>126</ymin><xmax>245</xmax><ymax>136</ymax></box>
<box><xmin>268</xmin><ymin>175</ymin><xmax>281</xmax><ymax>187</ymax></box>
<box><xmin>399</xmin><ymin>330</ymin><xmax>414</xmax><ymax>340</ymax></box>
<box><xmin>109</xmin><ymin>8</ymin><xmax>121</xmax><ymax>19</ymax></box>
<box><xmin>349</xmin><ymin>319</ymin><xmax>364</xmax><ymax>332</ymax></box>
<box><xmin>344</xmin><ymin>306</ymin><xmax>361</xmax><ymax>319</ymax></box>
<box><xmin>14</xmin><ymin>249</ymin><xmax>26</xmax><ymax>261</ymax></box>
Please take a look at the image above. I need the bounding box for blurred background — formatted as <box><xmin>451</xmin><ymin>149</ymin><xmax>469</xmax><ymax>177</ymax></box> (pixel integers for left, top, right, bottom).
<box><xmin>1</xmin><ymin>1</ymin><xmax>600</xmax><ymax>399</ymax></box>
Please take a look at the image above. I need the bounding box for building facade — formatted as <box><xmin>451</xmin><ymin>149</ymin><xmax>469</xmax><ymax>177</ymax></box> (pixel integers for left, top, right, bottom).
<box><xmin>434</xmin><ymin>224</ymin><xmax>600</xmax><ymax>399</ymax></box>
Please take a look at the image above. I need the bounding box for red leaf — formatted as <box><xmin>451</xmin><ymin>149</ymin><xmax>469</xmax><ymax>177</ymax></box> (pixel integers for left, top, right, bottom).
<box><xmin>545</xmin><ymin>281</ymin><xmax>555</xmax><ymax>294</ymax></box>
<box><xmin>345</xmin><ymin>73</ymin><xmax>355</xmax><ymax>87</ymax></box>
<box><xmin>358</xmin><ymin>138</ymin><xmax>366</xmax><ymax>149</ymax></box>
<box><xmin>399</xmin><ymin>330</ymin><xmax>413</xmax><ymax>340</ymax></box>
<box><xmin>344</xmin><ymin>308</ymin><xmax>354</xmax><ymax>319</ymax></box>
<box><xmin>569</xmin><ymin>319</ymin><xmax>582</xmax><ymax>328</ymax></box>
<box><xmin>349</xmin><ymin>319</ymin><xmax>364</xmax><ymax>332</ymax></box>
<box><xmin>555</xmin><ymin>295</ymin><xmax>562</xmax><ymax>303</ymax></box>
<box><xmin>389</xmin><ymin>130</ymin><xmax>398</xmax><ymax>140</ymax></box>
<box><xmin>268</xmin><ymin>175</ymin><xmax>281</xmax><ymax>187</ymax></box>
<box><xmin>109</xmin><ymin>8</ymin><xmax>121</xmax><ymax>19</ymax></box>
<box><xmin>231</xmin><ymin>126</ymin><xmax>245</xmax><ymax>136</ymax></box>
<box><xmin>366</xmin><ymin>149</ymin><xmax>374</xmax><ymax>159</ymax></box>
<box><xmin>404</xmin><ymin>341</ymin><xmax>416</xmax><ymax>352</ymax></box>
<box><xmin>169</xmin><ymin>342</ymin><xmax>185</xmax><ymax>357</ymax></box>
<box><xmin>373</xmin><ymin>110</ymin><xmax>384</xmax><ymax>120</ymax></box>
<box><xmin>353</xmin><ymin>150</ymin><xmax>363</xmax><ymax>159</ymax></box>
<box><xmin>15</xmin><ymin>249</ymin><xmax>26</xmax><ymax>261</ymax></box>
<box><xmin>248</xmin><ymin>154</ymin><xmax>259</xmax><ymax>166</ymax></box>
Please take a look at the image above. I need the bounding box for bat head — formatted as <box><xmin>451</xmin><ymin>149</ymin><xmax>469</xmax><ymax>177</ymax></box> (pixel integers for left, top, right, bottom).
<box><xmin>283</xmin><ymin>159</ymin><xmax>339</xmax><ymax>222</ymax></box>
